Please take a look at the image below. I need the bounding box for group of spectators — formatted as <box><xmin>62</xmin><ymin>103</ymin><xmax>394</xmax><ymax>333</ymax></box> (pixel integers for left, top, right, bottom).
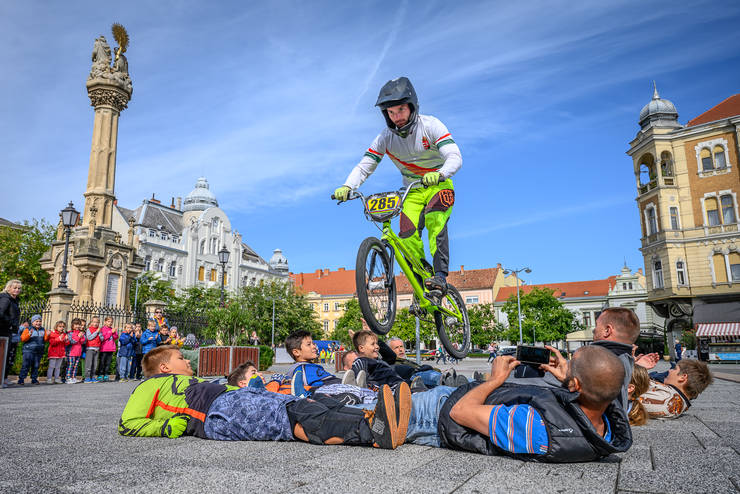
<box><xmin>0</xmin><ymin>279</ymin><xmax>186</xmax><ymax>387</ymax></box>
<box><xmin>119</xmin><ymin>306</ymin><xmax>714</xmax><ymax>464</ymax></box>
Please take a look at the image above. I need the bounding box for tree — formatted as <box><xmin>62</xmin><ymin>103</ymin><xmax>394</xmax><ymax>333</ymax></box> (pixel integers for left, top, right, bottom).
<box><xmin>388</xmin><ymin>308</ymin><xmax>436</xmax><ymax>346</ymax></box>
<box><xmin>0</xmin><ymin>219</ymin><xmax>55</xmax><ymax>302</ymax></box>
<box><xmin>129</xmin><ymin>271</ymin><xmax>176</xmax><ymax>308</ymax></box>
<box><xmin>167</xmin><ymin>285</ymin><xmax>221</xmax><ymax>315</ymax></box>
<box><xmin>205</xmin><ymin>291</ymin><xmax>252</xmax><ymax>346</ymax></box>
<box><xmin>501</xmin><ymin>287</ymin><xmax>577</xmax><ymax>344</ymax></box>
<box><xmin>331</xmin><ymin>299</ymin><xmax>363</xmax><ymax>346</ymax></box>
<box><xmin>467</xmin><ymin>303</ymin><xmax>507</xmax><ymax>348</ymax></box>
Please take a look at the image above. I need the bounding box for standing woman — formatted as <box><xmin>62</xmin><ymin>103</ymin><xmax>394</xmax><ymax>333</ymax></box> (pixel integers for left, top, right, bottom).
<box><xmin>0</xmin><ymin>279</ymin><xmax>21</xmax><ymax>388</ymax></box>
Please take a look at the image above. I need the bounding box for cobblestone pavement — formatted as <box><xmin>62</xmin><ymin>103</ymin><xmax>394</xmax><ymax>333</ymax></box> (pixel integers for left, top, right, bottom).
<box><xmin>0</xmin><ymin>360</ymin><xmax>737</xmax><ymax>493</ymax></box>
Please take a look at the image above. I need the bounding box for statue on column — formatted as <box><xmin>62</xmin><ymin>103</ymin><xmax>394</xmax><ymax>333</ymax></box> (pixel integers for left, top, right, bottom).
<box><xmin>87</xmin><ymin>23</ymin><xmax>132</xmax><ymax>95</ymax></box>
<box><xmin>89</xmin><ymin>35</ymin><xmax>112</xmax><ymax>80</ymax></box>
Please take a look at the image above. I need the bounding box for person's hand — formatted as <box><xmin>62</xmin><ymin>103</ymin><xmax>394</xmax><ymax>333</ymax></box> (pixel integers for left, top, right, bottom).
<box><xmin>333</xmin><ymin>186</ymin><xmax>351</xmax><ymax>202</ymax></box>
<box><xmin>540</xmin><ymin>345</ymin><xmax>568</xmax><ymax>383</ymax></box>
<box><xmin>489</xmin><ymin>356</ymin><xmax>520</xmax><ymax>385</ymax></box>
<box><xmin>163</xmin><ymin>416</ymin><xmax>189</xmax><ymax>438</ymax></box>
<box><xmin>422</xmin><ymin>171</ymin><xmax>441</xmax><ymax>187</ymax></box>
<box><xmin>635</xmin><ymin>352</ymin><xmax>659</xmax><ymax>369</ymax></box>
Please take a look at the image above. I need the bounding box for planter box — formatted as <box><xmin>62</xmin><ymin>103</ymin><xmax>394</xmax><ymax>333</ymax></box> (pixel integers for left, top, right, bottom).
<box><xmin>198</xmin><ymin>346</ymin><xmax>260</xmax><ymax>377</ymax></box>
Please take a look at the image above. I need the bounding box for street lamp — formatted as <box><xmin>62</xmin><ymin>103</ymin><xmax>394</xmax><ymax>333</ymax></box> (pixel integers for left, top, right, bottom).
<box><xmin>218</xmin><ymin>245</ymin><xmax>230</xmax><ymax>307</ymax></box>
<box><xmin>502</xmin><ymin>266</ymin><xmax>531</xmax><ymax>344</ymax></box>
<box><xmin>58</xmin><ymin>202</ymin><xmax>80</xmax><ymax>289</ymax></box>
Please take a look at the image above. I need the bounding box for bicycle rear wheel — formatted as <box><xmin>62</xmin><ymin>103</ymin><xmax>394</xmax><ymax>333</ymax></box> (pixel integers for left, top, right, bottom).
<box><xmin>355</xmin><ymin>237</ymin><xmax>396</xmax><ymax>335</ymax></box>
<box><xmin>434</xmin><ymin>284</ymin><xmax>470</xmax><ymax>359</ymax></box>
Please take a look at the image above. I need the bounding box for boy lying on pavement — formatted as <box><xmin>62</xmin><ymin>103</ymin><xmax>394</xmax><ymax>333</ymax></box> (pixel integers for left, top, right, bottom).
<box><xmin>640</xmin><ymin>359</ymin><xmax>713</xmax><ymax>419</ymax></box>
<box><xmin>118</xmin><ymin>345</ymin><xmax>411</xmax><ymax>449</ymax></box>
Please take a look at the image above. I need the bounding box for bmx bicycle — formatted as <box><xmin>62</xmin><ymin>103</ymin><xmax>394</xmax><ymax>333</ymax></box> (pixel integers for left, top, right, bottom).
<box><xmin>332</xmin><ymin>180</ymin><xmax>470</xmax><ymax>359</ymax></box>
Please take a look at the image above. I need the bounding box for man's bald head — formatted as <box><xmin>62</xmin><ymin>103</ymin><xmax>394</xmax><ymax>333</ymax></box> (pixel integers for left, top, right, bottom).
<box><xmin>593</xmin><ymin>308</ymin><xmax>640</xmax><ymax>344</ymax></box>
<box><xmin>568</xmin><ymin>345</ymin><xmax>624</xmax><ymax>406</ymax></box>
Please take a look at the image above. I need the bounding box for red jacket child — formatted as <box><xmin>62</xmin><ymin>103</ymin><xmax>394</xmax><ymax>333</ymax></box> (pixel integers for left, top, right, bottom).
<box><xmin>68</xmin><ymin>329</ymin><xmax>86</xmax><ymax>358</ymax></box>
<box><xmin>46</xmin><ymin>327</ymin><xmax>68</xmax><ymax>359</ymax></box>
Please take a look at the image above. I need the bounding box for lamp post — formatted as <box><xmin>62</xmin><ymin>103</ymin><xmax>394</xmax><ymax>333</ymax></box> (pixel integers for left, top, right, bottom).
<box><xmin>218</xmin><ymin>245</ymin><xmax>230</xmax><ymax>307</ymax></box>
<box><xmin>58</xmin><ymin>202</ymin><xmax>80</xmax><ymax>289</ymax></box>
<box><xmin>502</xmin><ymin>267</ymin><xmax>531</xmax><ymax>344</ymax></box>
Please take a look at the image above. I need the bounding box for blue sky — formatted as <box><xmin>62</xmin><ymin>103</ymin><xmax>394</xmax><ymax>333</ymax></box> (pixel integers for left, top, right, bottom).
<box><xmin>1</xmin><ymin>1</ymin><xmax>739</xmax><ymax>285</ymax></box>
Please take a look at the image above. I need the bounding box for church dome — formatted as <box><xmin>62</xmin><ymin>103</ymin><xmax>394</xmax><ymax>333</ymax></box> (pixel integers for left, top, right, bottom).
<box><xmin>269</xmin><ymin>248</ymin><xmax>289</xmax><ymax>273</ymax></box>
<box><xmin>639</xmin><ymin>83</ymin><xmax>680</xmax><ymax>130</ymax></box>
<box><xmin>183</xmin><ymin>177</ymin><xmax>218</xmax><ymax>212</ymax></box>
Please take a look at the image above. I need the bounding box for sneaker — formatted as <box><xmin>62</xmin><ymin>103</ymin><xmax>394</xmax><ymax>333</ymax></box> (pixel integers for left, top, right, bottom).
<box><xmin>410</xmin><ymin>375</ymin><xmax>428</xmax><ymax>393</ymax></box>
<box><xmin>48</xmin><ymin>379</ymin><xmax>56</xmax><ymax>385</ymax></box>
<box><xmin>442</xmin><ymin>368</ymin><xmax>458</xmax><ymax>387</ymax></box>
<box><xmin>84</xmin><ymin>378</ymin><xmax>93</xmax><ymax>383</ymax></box>
<box><xmin>341</xmin><ymin>370</ymin><xmax>356</xmax><ymax>386</ymax></box>
<box><xmin>103</xmin><ymin>375</ymin><xmax>109</xmax><ymax>382</ymax></box>
<box><xmin>356</xmin><ymin>370</ymin><xmax>368</xmax><ymax>389</ymax></box>
<box><xmin>455</xmin><ymin>375</ymin><xmax>469</xmax><ymax>387</ymax></box>
<box><xmin>17</xmin><ymin>380</ymin><xmax>24</xmax><ymax>386</ymax></box>
<box><xmin>120</xmin><ymin>378</ymin><xmax>128</xmax><ymax>383</ymax></box>
<box><xmin>369</xmin><ymin>385</ymin><xmax>398</xmax><ymax>450</ymax></box>
<box><xmin>424</xmin><ymin>274</ymin><xmax>447</xmax><ymax>293</ymax></box>
<box><xmin>291</xmin><ymin>369</ymin><xmax>308</xmax><ymax>398</ymax></box>
<box><xmin>393</xmin><ymin>382</ymin><xmax>412</xmax><ymax>448</ymax></box>
<box><xmin>32</xmin><ymin>381</ymin><xmax>40</xmax><ymax>385</ymax></box>
<box><xmin>472</xmin><ymin>371</ymin><xmax>484</xmax><ymax>382</ymax></box>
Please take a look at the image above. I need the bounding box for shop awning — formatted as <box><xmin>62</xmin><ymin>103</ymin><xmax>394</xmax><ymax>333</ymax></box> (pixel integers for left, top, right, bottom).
<box><xmin>695</xmin><ymin>322</ymin><xmax>740</xmax><ymax>337</ymax></box>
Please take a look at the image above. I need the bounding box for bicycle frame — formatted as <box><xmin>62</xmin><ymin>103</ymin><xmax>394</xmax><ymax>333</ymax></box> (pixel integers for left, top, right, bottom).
<box><xmin>351</xmin><ymin>182</ymin><xmax>464</xmax><ymax>323</ymax></box>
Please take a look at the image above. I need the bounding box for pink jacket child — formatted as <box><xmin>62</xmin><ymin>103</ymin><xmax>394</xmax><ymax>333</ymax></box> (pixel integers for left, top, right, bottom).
<box><xmin>68</xmin><ymin>329</ymin><xmax>86</xmax><ymax>358</ymax></box>
<box><xmin>46</xmin><ymin>328</ymin><xmax>68</xmax><ymax>359</ymax></box>
<box><xmin>100</xmin><ymin>325</ymin><xmax>119</xmax><ymax>353</ymax></box>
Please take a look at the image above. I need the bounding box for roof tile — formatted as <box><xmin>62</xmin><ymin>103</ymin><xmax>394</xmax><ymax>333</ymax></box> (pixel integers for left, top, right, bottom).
<box><xmin>494</xmin><ymin>276</ymin><xmax>617</xmax><ymax>302</ymax></box>
<box><xmin>687</xmin><ymin>94</ymin><xmax>740</xmax><ymax>127</ymax></box>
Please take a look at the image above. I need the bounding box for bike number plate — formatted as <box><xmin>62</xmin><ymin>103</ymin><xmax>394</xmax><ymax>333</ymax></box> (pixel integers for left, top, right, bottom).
<box><xmin>366</xmin><ymin>193</ymin><xmax>400</xmax><ymax>215</ymax></box>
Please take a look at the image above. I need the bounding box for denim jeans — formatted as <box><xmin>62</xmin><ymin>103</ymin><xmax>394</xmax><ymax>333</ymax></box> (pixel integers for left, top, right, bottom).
<box><xmin>406</xmin><ymin>385</ymin><xmax>455</xmax><ymax>447</ymax></box>
<box><xmin>19</xmin><ymin>352</ymin><xmax>41</xmax><ymax>382</ymax></box>
<box><xmin>416</xmin><ymin>369</ymin><xmax>442</xmax><ymax>387</ymax></box>
<box><xmin>118</xmin><ymin>356</ymin><xmax>131</xmax><ymax>378</ymax></box>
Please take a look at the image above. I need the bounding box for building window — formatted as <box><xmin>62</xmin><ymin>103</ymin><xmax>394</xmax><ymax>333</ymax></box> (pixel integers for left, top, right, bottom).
<box><xmin>333</xmin><ymin>320</ymin><xmax>338</xmax><ymax>329</ymax></box>
<box><xmin>149</xmin><ymin>229</ymin><xmax>156</xmax><ymax>238</ymax></box>
<box><xmin>712</xmin><ymin>253</ymin><xmax>728</xmax><ymax>283</ymax></box>
<box><xmin>198</xmin><ymin>266</ymin><xmax>205</xmax><ymax>281</ymax></box>
<box><xmin>669</xmin><ymin>207</ymin><xmax>680</xmax><ymax>230</ymax></box>
<box><xmin>730</xmin><ymin>253</ymin><xmax>740</xmax><ymax>282</ymax></box>
<box><xmin>334</xmin><ymin>302</ymin><xmax>341</xmax><ymax>311</ymax></box>
<box><xmin>169</xmin><ymin>263</ymin><xmax>177</xmax><ymax>277</ymax></box>
<box><xmin>700</xmin><ymin>148</ymin><xmax>713</xmax><ymax>171</ymax></box>
<box><xmin>582</xmin><ymin>312</ymin><xmax>591</xmax><ymax>327</ymax></box>
<box><xmin>323</xmin><ymin>303</ymin><xmax>329</xmax><ymax>312</ymax></box>
<box><xmin>144</xmin><ymin>256</ymin><xmax>151</xmax><ymax>271</ymax></box>
<box><xmin>172</xmin><ymin>236</ymin><xmax>178</xmax><ymax>243</ymax></box>
<box><xmin>161</xmin><ymin>232</ymin><xmax>168</xmax><ymax>241</ymax></box>
<box><xmin>210</xmin><ymin>238</ymin><xmax>218</xmax><ymax>254</ymax></box>
<box><xmin>714</xmin><ymin>146</ymin><xmax>727</xmax><ymax>169</ymax></box>
<box><xmin>628</xmin><ymin>282</ymin><xmax>633</xmax><ymax>290</ymax></box>
<box><xmin>212</xmin><ymin>218</ymin><xmax>219</xmax><ymax>229</ymax></box>
<box><xmin>465</xmin><ymin>296</ymin><xmax>479</xmax><ymax>304</ymax></box>
<box><xmin>721</xmin><ymin>195</ymin><xmax>737</xmax><ymax>224</ymax></box>
<box><xmin>653</xmin><ymin>260</ymin><xmax>664</xmax><ymax>289</ymax></box>
<box><xmin>660</xmin><ymin>151</ymin><xmax>674</xmax><ymax>177</ymax></box>
<box><xmin>645</xmin><ymin>205</ymin><xmax>658</xmax><ymax>235</ymax></box>
<box><xmin>309</xmin><ymin>303</ymin><xmax>314</xmax><ymax>310</ymax></box>
<box><xmin>156</xmin><ymin>258</ymin><xmax>164</xmax><ymax>272</ymax></box>
<box><xmin>199</xmin><ymin>240</ymin><xmax>206</xmax><ymax>254</ymax></box>
<box><xmin>210</xmin><ymin>269</ymin><xmax>217</xmax><ymax>282</ymax></box>
<box><xmin>323</xmin><ymin>320</ymin><xmax>329</xmax><ymax>333</ymax></box>
<box><xmin>705</xmin><ymin>197</ymin><xmax>720</xmax><ymax>226</ymax></box>
<box><xmin>676</xmin><ymin>261</ymin><xmax>687</xmax><ymax>286</ymax></box>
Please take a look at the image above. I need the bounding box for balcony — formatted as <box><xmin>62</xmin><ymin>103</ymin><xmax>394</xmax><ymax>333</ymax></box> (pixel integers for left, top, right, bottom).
<box><xmin>705</xmin><ymin>223</ymin><xmax>739</xmax><ymax>236</ymax></box>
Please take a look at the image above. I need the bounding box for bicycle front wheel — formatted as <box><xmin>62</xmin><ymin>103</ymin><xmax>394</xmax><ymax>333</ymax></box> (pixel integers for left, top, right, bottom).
<box><xmin>434</xmin><ymin>284</ymin><xmax>470</xmax><ymax>359</ymax></box>
<box><xmin>355</xmin><ymin>237</ymin><xmax>396</xmax><ymax>335</ymax></box>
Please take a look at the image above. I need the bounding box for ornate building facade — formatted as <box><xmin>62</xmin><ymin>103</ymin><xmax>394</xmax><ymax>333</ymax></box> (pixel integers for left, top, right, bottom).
<box><xmin>112</xmin><ymin>177</ymin><xmax>290</xmax><ymax>294</ymax></box>
<box><xmin>627</xmin><ymin>87</ymin><xmax>740</xmax><ymax>344</ymax></box>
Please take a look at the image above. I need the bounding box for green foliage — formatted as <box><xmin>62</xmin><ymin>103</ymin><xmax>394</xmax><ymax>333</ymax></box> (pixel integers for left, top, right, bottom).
<box><xmin>388</xmin><ymin>308</ymin><xmax>436</xmax><ymax>345</ymax></box>
<box><xmin>202</xmin><ymin>280</ymin><xmax>320</xmax><ymax>347</ymax></box>
<box><xmin>167</xmin><ymin>286</ymin><xmax>221</xmax><ymax>315</ymax></box>
<box><xmin>501</xmin><ymin>287</ymin><xmax>577</xmax><ymax>344</ymax></box>
<box><xmin>680</xmin><ymin>330</ymin><xmax>696</xmax><ymax>350</ymax></box>
<box><xmin>331</xmin><ymin>299</ymin><xmax>363</xmax><ymax>346</ymax></box>
<box><xmin>467</xmin><ymin>303</ymin><xmax>507</xmax><ymax>347</ymax></box>
<box><xmin>258</xmin><ymin>345</ymin><xmax>274</xmax><ymax>371</ymax></box>
<box><xmin>0</xmin><ymin>219</ymin><xmax>55</xmax><ymax>302</ymax></box>
<box><xmin>129</xmin><ymin>271</ymin><xmax>176</xmax><ymax>308</ymax></box>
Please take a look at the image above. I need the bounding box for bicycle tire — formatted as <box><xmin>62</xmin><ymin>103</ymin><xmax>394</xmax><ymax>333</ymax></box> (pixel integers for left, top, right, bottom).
<box><xmin>355</xmin><ymin>237</ymin><xmax>396</xmax><ymax>335</ymax></box>
<box><xmin>434</xmin><ymin>284</ymin><xmax>470</xmax><ymax>359</ymax></box>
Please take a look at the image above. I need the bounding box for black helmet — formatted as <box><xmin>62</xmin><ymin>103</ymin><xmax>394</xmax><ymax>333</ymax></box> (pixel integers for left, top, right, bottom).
<box><xmin>375</xmin><ymin>77</ymin><xmax>419</xmax><ymax>137</ymax></box>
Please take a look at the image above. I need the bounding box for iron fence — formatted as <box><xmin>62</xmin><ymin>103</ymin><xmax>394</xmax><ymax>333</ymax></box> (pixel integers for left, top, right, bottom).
<box><xmin>68</xmin><ymin>300</ymin><xmax>136</xmax><ymax>330</ymax></box>
<box><xmin>163</xmin><ymin>310</ymin><xmax>210</xmax><ymax>341</ymax></box>
<box><xmin>18</xmin><ymin>299</ymin><xmax>52</xmax><ymax>328</ymax></box>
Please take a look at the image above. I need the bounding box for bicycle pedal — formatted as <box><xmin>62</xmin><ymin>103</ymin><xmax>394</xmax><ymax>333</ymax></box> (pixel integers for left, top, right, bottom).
<box><xmin>424</xmin><ymin>290</ymin><xmax>442</xmax><ymax>305</ymax></box>
<box><xmin>444</xmin><ymin>316</ymin><xmax>459</xmax><ymax>327</ymax></box>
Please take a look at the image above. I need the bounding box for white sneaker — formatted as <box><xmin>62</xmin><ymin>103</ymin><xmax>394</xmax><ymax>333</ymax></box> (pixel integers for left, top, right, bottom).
<box><xmin>341</xmin><ymin>370</ymin><xmax>356</xmax><ymax>386</ymax></box>
<box><xmin>356</xmin><ymin>370</ymin><xmax>368</xmax><ymax>388</ymax></box>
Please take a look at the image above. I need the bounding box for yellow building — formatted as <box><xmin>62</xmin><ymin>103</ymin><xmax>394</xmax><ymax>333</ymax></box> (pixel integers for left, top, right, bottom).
<box><xmin>627</xmin><ymin>87</ymin><xmax>740</xmax><ymax>342</ymax></box>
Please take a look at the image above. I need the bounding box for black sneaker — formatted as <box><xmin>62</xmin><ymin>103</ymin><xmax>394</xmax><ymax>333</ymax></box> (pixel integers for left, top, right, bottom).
<box><xmin>473</xmin><ymin>371</ymin><xmax>484</xmax><ymax>382</ymax></box>
<box><xmin>424</xmin><ymin>275</ymin><xmax>447</xmax><ymax>293</ymax></box>
<box><xmin>393</xmin><ymin>382</ymin><xmax>412</xmax><ymax>448</ymax></box>
<box><xmin>369</xmin><ymin>385</ymin><xmax>398</xmax><ymax>449</ymax></box>
<box><xmin>410</xmin><ymin>375</ymin><xmax>428</xmax><ymax>393</ymax></box>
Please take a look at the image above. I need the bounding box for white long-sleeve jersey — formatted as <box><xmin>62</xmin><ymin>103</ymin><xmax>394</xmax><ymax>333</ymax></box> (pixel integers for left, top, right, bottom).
<box><xmin>344</xmin><ymin>114</ymin><xmax>462</xmax><ymax>189</ymax></box>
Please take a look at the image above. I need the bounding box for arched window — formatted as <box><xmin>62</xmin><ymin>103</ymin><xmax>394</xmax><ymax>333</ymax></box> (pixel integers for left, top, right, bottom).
<box><xmin>652</xmin><ymin>259</ymin><xmax>664</xmax><ymax>289</ymax></box>
<box><xmin>676</xmin><ymin>260</ymin><xmax>687</xmax><ymax>285</ymax></box>
<box><xmin>705</xmin><ymin>197</ymin><xmax>720</xmax><ymax>226</ymax></box>
<box><xmin>669</xmin><ymin>207</ymin><xmax>680</xmax><ymax>230</ymax></box>
<box><xmin>199</xmin><ymin>239</ymin><xmax>206</xmax><ymax>255</ymax></box>
<box><xmin>645</xmin><ymin>205</ymin><xmax>658</xmax><ymax>235</ymax></box>
<box><xmin>721</xmin><ymin>195</ymin><xmax>736</xmax><ymax>224</ymax></box>
<box><xmin>156</xmin><ymin>258</ymin><xmax>164</xmax><ymax>272</ymax></box>
<box><xmin>700</xmin><ymin>148</ymin><xmax>713</xmax><ymax>171</ymax></box>
<box><xmin>210</xmin><ymin>238</ymin><xmax>217</xmax><ymax>254</ymax></box>
<box><xmin>730</xmin><ymin>252</ymin><xmax>740</xmax><ymax>282</ymax></box>
<box><xmin>713</xmin><ymin>253</ymin><xmax>728</xmax><ymax>283</ymax></box>
<box><xmin>714</xmin><ymin>145</ymin><xmax>727</xmax><ymax>169</ymax></box>
<box><xmin>169</xmin><ymin>263</ymin><xmax>177</xmax><ymax>277</ymax></box>
<box><xmin>210</xmin><ymin>269</ymin><xmax>217</xmax><ymax>282</ymax></box>
<box><xmin>660</xmin><ymin>151</ymin><xmax>674</xmax><ymax>177</ymax></box>
<box><xmin>198</xmin><ymin>266</ymin><xmax>205</xmax><ymax>281</ymax></box>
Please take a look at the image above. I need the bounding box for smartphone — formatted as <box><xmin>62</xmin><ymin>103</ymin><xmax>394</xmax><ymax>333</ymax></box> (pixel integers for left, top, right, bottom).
<box><xmin>516</xmin><ymin>345</ymin><xmax>551</xmax><ymax>366</ymax></box>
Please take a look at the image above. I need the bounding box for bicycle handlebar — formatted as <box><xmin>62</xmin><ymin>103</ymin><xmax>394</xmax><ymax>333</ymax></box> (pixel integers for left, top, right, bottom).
<box><xmin>331</xmin><ymin>180</ymin><xmax>423</xmax><ymax>208</ymax></box>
